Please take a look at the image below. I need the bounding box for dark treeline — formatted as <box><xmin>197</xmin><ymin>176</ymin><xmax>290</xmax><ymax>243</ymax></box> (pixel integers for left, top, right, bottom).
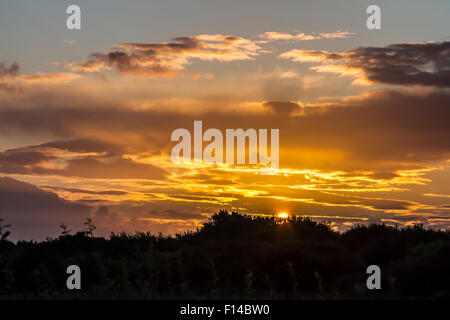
<box><xmin>0</xmin><ymin>210</ymin><xmax>449</xmax><ymax>299</ymax></box>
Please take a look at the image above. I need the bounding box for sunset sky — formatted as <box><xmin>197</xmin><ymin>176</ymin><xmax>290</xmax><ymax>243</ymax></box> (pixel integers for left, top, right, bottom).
<box><xmin>1</xmin><ymin>0</ymin><xmax>449</xmax><ymax>241</ymax></box>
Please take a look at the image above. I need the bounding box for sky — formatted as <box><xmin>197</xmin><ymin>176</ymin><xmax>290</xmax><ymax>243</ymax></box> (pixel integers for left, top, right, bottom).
<box><xmin>0</xmin><ymin>0</ymin><xmax>449</xmax><ymax>241</ymax></box>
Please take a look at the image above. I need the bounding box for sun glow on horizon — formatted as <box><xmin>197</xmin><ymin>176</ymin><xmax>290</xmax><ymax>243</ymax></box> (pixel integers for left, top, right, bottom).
<box><xmin>277</xmin><ymin>212</ymin><xmax>289</xmax><ymax>218</ymax></box>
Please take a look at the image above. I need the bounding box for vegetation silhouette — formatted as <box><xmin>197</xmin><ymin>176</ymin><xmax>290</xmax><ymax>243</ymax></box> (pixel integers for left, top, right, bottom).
<box><xmin>0</xmin><ymin>218</ymin><xmax>11</xmax><ymax>242</ymax></box>
<box><xmin>0</xmin><ymin>210</ymin><xmax>449</xmax><ymax>299</ymax></box>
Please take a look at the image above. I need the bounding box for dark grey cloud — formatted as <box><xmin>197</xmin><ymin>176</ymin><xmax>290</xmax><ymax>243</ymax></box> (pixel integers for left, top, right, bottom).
<box><xmin>0</xmin><ymin>62</ymin><xmax>21</xmax><ymax>93</ymax></box>
<box><xmin>348</xmin><ymin>42</ymin><xmax>450</xmax><ymax>87</ymax></box>
<box><xmin>94</xmin><ymin>205</ymin><xmax>110</xmax><ymax>216</ymax></box>
<box><xmin>263</xmin><ymin>101</ymin><xmax>300</xmax><ymax>115</ymax></box>
<box><xmin>0</xmin><ymin>62</ymin><xmax>19</xmax><ymax>77</ymax></box>
<box><xmin>282</xmin><ymin>41</ymin><xmax>450</xmax><ymax>87</ymax></box>
<box><xmin>42</xmin><ymin>186</ymin><xmax>128</xmax><ymax>196</ymax></box>
<box><xmin>0</xmin><ymin>89</ymin><xmax>449</xmax><ymax>172</ymax></box>
<box><xmin>42</xmin><ymin>138</ymin><xmax>124</xmax><ymax>155</ymax></box>
<box><xmin>0</xmin><ymin>139</ymin><xmax>167</xmax><ymax>180</ymax></box>
<box><xmin>0</xmin><ymin>150</ymin><xmax>50</xmax><ymax>165</ymax></box>
<box><xmin>0</xmin><ymin>177</ymin><xmax>91</xmax><ymax>241</ymax></box>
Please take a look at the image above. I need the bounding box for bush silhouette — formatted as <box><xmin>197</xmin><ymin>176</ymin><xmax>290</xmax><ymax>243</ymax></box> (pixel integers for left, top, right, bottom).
<box><xmin>0</xmin><ymin>210</ymin><xmax>448</xmax><ymax>299</ymax></box>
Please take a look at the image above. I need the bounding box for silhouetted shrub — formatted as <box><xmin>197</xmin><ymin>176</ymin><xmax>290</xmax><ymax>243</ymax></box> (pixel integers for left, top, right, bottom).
<box><xmin>0</xmin><ymin>211</ymin><xmax>448</xmax><ymax>299</ymax></box>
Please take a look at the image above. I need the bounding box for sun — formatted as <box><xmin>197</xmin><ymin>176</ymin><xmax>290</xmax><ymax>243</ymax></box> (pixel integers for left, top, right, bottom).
<box><xmin>277</xmin><ymin>212</ymin><xmax>289</xmax><ymax>219</ymax></box>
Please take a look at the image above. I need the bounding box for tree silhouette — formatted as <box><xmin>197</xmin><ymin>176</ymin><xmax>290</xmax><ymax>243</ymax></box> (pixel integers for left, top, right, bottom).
<box><xmin>84</xmin><ymin>217</ymin><xmax>96</xmax><ymax>237</ymax></box>
<box><xmin>59</xmin><ymin>223</ymin><xmax>72</xmax><ymax>236</ymax></box>
<box><xmin>0</xmin><ymin>217</ymin><xmax>11</xmax><ymax>241</ymax></box>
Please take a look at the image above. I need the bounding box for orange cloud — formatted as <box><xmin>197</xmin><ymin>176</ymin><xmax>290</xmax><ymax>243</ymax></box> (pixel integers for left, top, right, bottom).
<box><xmin>279</xmin><ymin>49</ymin><xmax>344</xmax><ymax>63</ymax></box>
<box><xmin>20</xmin><ymin>72</ymin><xmax>82</xmax><ymax>84</ymax></box>
<box><xmin>0</xmin><ymin>62</ymin><xmax>82</xmax><ymax>92</ymax></box>
<box><xmin>319</xmin><ymin>31</ymin><xmax>356</xmax><ymax>39</ymax></box>
<box><xmin>259</xmin><ymin>30</ymin><xmax>355</xmax><ymax>42</ymax></box>
<box><xmin>72</xmin><ymin>34</ymin><xmax>262</xmax><ymax>77</ymax></box>
<box><xmin>259</xmin><ymin>31</ymin><xmax>317</xmax><ymax>41</ymax></box>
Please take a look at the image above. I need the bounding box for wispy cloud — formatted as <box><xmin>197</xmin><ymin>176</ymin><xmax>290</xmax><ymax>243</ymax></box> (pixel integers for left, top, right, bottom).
<box><xmin>20</xmin><ymin>72</ymin><xmax>82</xmax><ymax>84</ymax></box>
<box><xmin>259</xmin><ymin>31</ymin><xmax>318</xmax><ymax>41</ymax></box>
<box><xmin>0</xmin><ymin>61</ymin><xmax>82</xmax><ymax>92</ymax></box>
<box><xmin>279</xmin><ymin>49</ymin><xmax>344</xmax><ymax>62</ymax></box>
<box><xmin>319</xmin><ymin>31</ymin><xmax>356</xmax><ymax>39</ymax></box>
<box><xmin>259</xmin><ymin>30</ymin><xmax>355</xmax><ymax>42</ymax></box>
